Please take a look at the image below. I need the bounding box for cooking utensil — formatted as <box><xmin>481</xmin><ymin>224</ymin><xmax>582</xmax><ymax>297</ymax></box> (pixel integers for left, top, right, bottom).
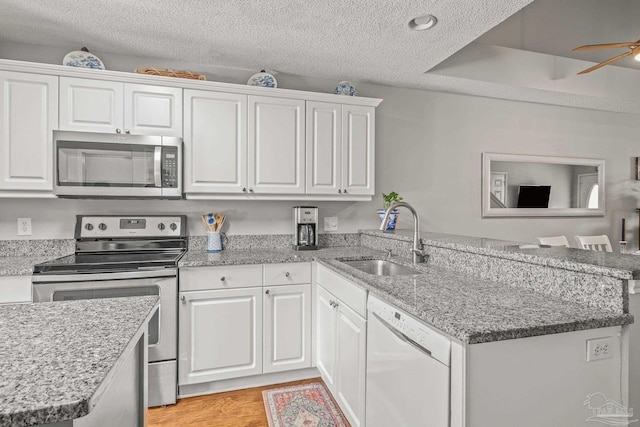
<box><xmin>214</xmin><ymin>213</ymin><xmax>224</xmax><ymax>231</ymax></box>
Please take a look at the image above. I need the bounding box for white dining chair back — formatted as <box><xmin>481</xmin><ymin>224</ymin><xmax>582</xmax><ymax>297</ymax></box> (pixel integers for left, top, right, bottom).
<box><xmin>536</xmin><ymin>236</ymin><xmax>570</xmax><ymax>247</ymax></box>
<box><xmin>574</xmin><ymin>235</ymin><xmax>613</xmax><ymax>252</ymax></box>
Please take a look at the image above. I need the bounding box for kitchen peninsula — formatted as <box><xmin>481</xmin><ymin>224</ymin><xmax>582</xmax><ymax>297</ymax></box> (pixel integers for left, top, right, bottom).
<box><xmin>0</xmin><ymin>296</ymin><xmax>158</xmax><ymax>427</ymax></box>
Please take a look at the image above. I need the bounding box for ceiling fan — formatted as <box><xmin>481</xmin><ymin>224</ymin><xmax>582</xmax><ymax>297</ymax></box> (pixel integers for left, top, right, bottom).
<box><xmin>573</xmin><ymin>39</ymin><xmax>640</xmax><ymax>74</ymax></box>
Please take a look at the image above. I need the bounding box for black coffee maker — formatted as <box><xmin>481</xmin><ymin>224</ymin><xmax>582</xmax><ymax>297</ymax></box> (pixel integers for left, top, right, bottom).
<box><xmin>293</xmin><ymin>206</ymin><xmax>318</xmax><ymax>250</ymax></box>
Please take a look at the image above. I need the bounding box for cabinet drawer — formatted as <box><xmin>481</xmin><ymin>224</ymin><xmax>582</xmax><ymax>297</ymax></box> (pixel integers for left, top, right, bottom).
<box><xmin>264</xmin><ymin>262</ymin><xmax>312</xmax><ymax>286</ymax></box>
<box><xmin>180</xmin><ymin>265</ymin><xmax>263</xmax><ymax>291</ymax></box>
<box><xmin>316</xmin><ymin>264</ymin><xmax>366</xmax><ymax>318</ymax></box>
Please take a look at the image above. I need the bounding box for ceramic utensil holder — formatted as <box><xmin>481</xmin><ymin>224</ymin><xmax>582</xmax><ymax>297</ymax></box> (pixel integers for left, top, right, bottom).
<box><xmin>207</xmin><ymin>231</ymin><xmax>225</xmax><ymax>252</ymax></box>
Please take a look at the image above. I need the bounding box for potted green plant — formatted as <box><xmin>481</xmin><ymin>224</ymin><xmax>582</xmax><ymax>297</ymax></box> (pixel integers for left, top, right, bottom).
<box><xmin>378</xmin><ymin>191</ymin><xmax>403</xmax><ymax>231</ymax></box>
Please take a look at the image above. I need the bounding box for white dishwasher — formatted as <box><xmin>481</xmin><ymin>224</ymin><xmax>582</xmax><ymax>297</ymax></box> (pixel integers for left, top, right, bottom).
<box><xmin>366</xmin><ymin>295</ymin><xmax>451</xmax><ymax>427</ymax></box>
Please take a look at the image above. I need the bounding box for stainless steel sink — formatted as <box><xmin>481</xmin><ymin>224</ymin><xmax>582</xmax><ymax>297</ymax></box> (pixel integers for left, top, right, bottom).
<box><xmin>339</xmin><ymin>259</ymin><xmax>424</xmax><ymax>276</ymax></box>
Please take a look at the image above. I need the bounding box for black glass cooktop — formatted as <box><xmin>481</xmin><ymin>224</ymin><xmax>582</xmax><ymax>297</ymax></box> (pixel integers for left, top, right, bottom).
<box><xmin>33</xmin><ymin>251</ymin><xmax>185</xmax><ymax>275</ymax></box>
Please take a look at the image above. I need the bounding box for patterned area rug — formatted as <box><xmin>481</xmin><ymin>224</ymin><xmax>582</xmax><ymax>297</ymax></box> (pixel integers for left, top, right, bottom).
<box><xmin>263</xmin><ymin>382</ymin><xmax>350</xmax><ymax>427</ymax></box>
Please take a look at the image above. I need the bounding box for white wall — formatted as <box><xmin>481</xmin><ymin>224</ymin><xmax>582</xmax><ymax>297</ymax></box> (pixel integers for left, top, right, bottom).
<box><xmin>2</xmin><ymin>42</ymin><xmax>640</xmax><ymax>249</ymax></box>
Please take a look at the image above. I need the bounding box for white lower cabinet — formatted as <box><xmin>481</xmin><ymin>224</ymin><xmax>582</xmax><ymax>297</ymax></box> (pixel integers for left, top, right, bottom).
<box><xmin>263</xmin><ymin>284</ymin><xmax>312</xmax><ymax>373</ymax></box>
<box><xmin>178</xmin><ymin>287</ymin><xmax>263</xmax><ymax>385</ymax></box>
<box><xmin>0</xmin><ymin>276</ymin><xmax>32</xmax><ymax>304</ymax></box>
<box><xmin>316</xmin><ymin>284</ymin><xmax>367</xmax><ymax>427</ymax></box>
<box><xmin>178</xmin><ymin>263</ymin><xmax>312</xmax><ymax>388</ymax></box>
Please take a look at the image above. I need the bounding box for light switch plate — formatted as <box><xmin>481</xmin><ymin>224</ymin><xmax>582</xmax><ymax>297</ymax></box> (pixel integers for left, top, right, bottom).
<box><xmin>324</xmin><ymin>217</ymin><xmax>338</xmax><ymax>232</ymax></box>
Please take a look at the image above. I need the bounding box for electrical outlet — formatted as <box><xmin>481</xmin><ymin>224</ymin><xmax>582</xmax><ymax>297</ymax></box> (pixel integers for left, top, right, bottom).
<box><xmin>587</xmin><ymin>337</ymin><xmax>614</xmax><ymax>361</ymax></box>
<box><xmin>17</xmin><ymin>218</ymin><xmax>32</xmax><ymax>236</ymax></box>
<box><xmin>324</xmin><ymin>217</ymin><xmax>338</xmax><ymax>232</ymax></box>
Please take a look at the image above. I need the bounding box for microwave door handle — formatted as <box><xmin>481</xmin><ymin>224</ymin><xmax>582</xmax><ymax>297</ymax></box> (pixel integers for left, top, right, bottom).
<box><xmin>154</xmin><ymin>146</ymin><xmax>162</xmax><ymax>188</ymax></box>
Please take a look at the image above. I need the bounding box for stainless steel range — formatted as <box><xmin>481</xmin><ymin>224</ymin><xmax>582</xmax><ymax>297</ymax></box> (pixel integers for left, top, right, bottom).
<box><xmin>32</xmin><ymin>215</ymin><xmax>187</xmax><ymax>407</ymax></box>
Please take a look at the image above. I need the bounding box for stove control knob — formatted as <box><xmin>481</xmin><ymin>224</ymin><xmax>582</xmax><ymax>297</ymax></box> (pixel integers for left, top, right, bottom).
<box><xmin>170</xmin><ymin>223</ymin><xmax>177</xmax><ymax>231</ymax></box>
<box><xmin>98</xmin><ymin>223</ymin><xmax>107</xmax><ymax>231</ymax></box>
<box><xmin>85</xmin><ymin>223</ymin><xmax>94</xmax><ymax>231</ymax></box>
<box><xmin>158</xmin><ymin>223</ymin><xmax>166</xmax><ymax>231</ymax></box>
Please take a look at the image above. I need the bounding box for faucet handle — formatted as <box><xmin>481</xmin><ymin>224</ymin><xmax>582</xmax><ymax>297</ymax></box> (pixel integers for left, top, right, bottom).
<box><xmin>385</xmin><ymin>248</ymin><xmax>393</xmax><ymax>259</ymax></box>
<box><xmin>411</xmin><ymin>248</ymin><xmax>428</xmax><ymax>263</ymax></box>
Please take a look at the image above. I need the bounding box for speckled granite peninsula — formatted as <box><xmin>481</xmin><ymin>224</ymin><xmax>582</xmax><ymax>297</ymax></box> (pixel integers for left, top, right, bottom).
<box><xmin>179</xmin><ymin>235</ymin><xmax>633</xmax><ymax>344</ymax></box>
<box><xmin>0</xmin><ymin>296</ymin><xmax>158</xmax><ymax>427</ymax></box>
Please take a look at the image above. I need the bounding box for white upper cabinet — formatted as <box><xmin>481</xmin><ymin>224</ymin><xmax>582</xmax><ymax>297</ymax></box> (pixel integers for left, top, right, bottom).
<box><xmin>306</xmin><ymin>102</ymin><xmax>375</xmax><ymax>196</ymax></box>
<box><xmin>248</xmin><ymin>96</ymin><xmax>305</xmax><ymax>194</ymax></box>
<box><xmin>59</xmin><ymin>77</ymin><xmax>182</xmax><ymax>136</ymax></box>
<box><xmin>0</xmin><ymin>71</ymin><xmax>57</xmax><ymax>192</ymax></box>
<box><xmin>183</xmin><ymin>90</ymin><xmax>247</xmax><ymax>194</ymax></box>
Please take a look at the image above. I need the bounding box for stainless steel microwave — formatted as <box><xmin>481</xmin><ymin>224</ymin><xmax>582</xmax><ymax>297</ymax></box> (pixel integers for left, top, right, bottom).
<box><xmin>53</xmin><ymin>131</ymin><xmax>183</xmax><ymax>199</ymax></box>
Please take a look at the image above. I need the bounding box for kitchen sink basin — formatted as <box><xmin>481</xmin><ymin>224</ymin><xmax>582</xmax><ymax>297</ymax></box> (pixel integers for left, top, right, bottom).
<box><xmin>338</xmin><ymin>259</ymin><xmax>424</xmax><ymax>276</ymax></box>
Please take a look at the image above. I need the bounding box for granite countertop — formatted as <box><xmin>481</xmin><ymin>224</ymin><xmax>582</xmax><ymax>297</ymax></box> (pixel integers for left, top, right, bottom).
<box><xmin>0</xmin><ymin>256</ymin><xmax>60</xmax><ymax>276</ymax></box>
<box><xmin>360</xmin><ymin>229</ymin><xmax>640</xmax><ymax>280</ymax></box>
<box><xmin>0</xmin><ymin>296</ymin><xmax>159</xmax><ymax>427</ymax></box>
<box><xmin>179</xmin><ymin>245</ymin><xmax>632</xmax><ymax>344</ymax></box>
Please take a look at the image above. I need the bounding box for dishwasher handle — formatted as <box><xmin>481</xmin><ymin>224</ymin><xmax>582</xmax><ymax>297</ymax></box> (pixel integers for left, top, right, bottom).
<box><xmin>373</xmin><ymin>312</ymin><xmax>434</xmax><ymax>358</ymax></box>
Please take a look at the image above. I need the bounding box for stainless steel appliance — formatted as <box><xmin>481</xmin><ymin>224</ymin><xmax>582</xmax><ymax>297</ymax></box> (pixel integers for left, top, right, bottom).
<box><xmin>366</xmin><ymin>295</ymin><xmax>451</xmax><ymax>426</ymax></box>
<box><xmin>32</xmin><ymin>215</ymin><xmax>187</xmax><ymax>407</ymax></box>
<box><xmin>53</xmin><ymin>130</ymin><xmax>182</xmax><ymax>199</ymax></box>
<box><xmin>293</xmin><ymin>206</ymin><xmax>318</xmax><ymax>250</ymax></box>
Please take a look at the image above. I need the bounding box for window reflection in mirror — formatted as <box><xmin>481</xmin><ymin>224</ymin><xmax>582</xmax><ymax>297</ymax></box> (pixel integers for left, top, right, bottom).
<box><xmin>482</xmin><ymin>153</ymin><xmax>605</xmax><ymax>217</ymax></box>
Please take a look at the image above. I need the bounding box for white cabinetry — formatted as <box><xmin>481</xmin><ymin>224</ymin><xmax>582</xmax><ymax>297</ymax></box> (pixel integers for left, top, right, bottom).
<box><xmin>179</xmin><ymin>263</ymin><xmax>312</xmax><ymax>388</ymax></box>
<box><xmin>315</xmin><ymin>265</ymin><xmax>367</xmax><ymax>427</ymax></box>
<box><xmin>248</xmin><ymin>96</ymin><xmax>305</xmax><ymax>194</ymax></box>
<box><xmin>306</xmin><ymin>102</ymin><xmax>375</xmax><ymax>196</ymax></box>
<box><xmin>59</xmin><ymin>77</ymin><xmax>182</xmax><ymax>136</ymax></box>
<box><xmin>0</xmin><ymin>276</ymin><xmax>32</xmax><ymax>304</ymax></box>
<box><xmin>183</xmin><ymin>90</ymin><xmax>247</xmax><ymax>194</ymax></box>
<box><xmin>0</xmin><ymin>71</ymin><xmax>57</xmax><ymax>193</ymax></box>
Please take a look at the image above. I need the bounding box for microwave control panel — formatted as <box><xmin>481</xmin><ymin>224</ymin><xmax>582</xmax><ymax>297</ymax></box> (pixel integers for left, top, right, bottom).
<box><xmin>162</xmin><ymin>146</ymin><xmax>179</xmax><ymax>188</ymax></box>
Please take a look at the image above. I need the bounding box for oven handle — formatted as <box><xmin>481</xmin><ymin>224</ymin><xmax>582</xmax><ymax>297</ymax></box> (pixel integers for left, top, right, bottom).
<box><xmin>154</xmin><ymin>146</ymin><xmax>162</xmax><ymax>188</ymax></box>
<box><xmin>32</xmin><ymin>268</ymin><xmax>177</xmax><ymax>283</ymax></box>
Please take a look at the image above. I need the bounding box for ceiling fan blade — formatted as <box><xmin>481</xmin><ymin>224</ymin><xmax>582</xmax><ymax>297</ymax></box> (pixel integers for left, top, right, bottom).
<box><xmin>573</xmin><ymin>42</ymin><xmax>638</xmax><ymax>51</ymax></box>
<box><xmin>577</xmin><ymin>51</ymin><xmax>632</xmax><ymax>74</ymax></box>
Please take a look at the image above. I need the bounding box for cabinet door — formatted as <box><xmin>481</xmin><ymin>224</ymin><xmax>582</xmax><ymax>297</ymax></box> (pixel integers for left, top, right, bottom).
<box><xmin>316</xmin><ymin>285</ymin><xmax>337</xmax><ymax>390</ymax></box>
<box><xmin>306</xmin><ymin>101</ymin><xmax>342</xmax><ymax>195</ymax></box>
<box><xmin>342</xmin><ymin>105</ymin><xmax>374</xmax><ymax>195</ymax></box>
<box><xmin>0</xmin><ymin>71</ymin><xmax>57</xmax><ymax>191</ymax></box>
<box><xmin>248</xmin><ymin>96</ymin><xmax>305</xmax><ymax>194</ymax></box>
<box><xmin>335</xmin><ymin>301</ymin><xmax>367</xmax><ymax>427</ymax></box>
<box><xmin>124</xmin><ymin>84</ymin><xmax>182</xmax><ymax>136</ymax></box>
<box><xmin>263</xmin><ymin>284</ymin><xmax>312</xmax><ymax>373</ymax></box>
<box><xmin>59</xmin><ymin>77</ymin><xmax>124</xmax><ymax>132</ymax></box>
<box><xmin>184</xmin><ymin>90</ymin><xmax>247</xmax><ymax>194</ymax></box>
<box><xmin>178</xmin><ymin>287</ymin><xmax>262</xmax><ymax>385</ymax></box>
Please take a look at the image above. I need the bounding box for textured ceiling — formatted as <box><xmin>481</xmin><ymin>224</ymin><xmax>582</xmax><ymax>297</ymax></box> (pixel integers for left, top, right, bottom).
<box><xmin>477</xmin><ymin>0</ymin><xmax>640</xmax><ymax>71</ymax></box>
<box><xmin>0</xmin><ymin>0</ymin><xmax>533</xmax><ymax>88</ymax></box>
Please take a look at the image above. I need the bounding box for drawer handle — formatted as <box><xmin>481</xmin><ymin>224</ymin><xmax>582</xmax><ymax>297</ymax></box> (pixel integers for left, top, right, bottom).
<box><xmin>285</xmin><ymin>272</ymin><xmax>290</xmax><ymax>278</ymax></box>
<box><xmin>220</xmin><ymin>276</ymin><xmax>226</xmax><ymax>282</ymax></box>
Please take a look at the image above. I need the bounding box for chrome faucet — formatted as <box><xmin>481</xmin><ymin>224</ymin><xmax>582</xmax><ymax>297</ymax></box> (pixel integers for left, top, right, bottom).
<box><xmin>379</xmin><ymin>202</ymin><xmax>427</xmax><ymax>264</ymax></box>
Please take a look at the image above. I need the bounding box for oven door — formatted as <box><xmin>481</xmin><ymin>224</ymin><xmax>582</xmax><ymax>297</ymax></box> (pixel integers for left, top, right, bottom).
<box><xmin>33</xmin><ymin>271</ymin><xmax>176</xmax><ymax>363</ymax></box>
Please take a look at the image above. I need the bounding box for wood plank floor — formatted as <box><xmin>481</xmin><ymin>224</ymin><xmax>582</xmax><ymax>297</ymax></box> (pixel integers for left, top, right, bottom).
<box><xmin>148</xmin><ymin>378</ymin><xmax>322</xmax><ymax>427</ymax></box>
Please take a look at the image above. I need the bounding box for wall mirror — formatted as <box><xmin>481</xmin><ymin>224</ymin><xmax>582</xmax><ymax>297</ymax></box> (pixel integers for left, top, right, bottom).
<box><xmin>482</xmin><ymin>153</ymin><xmax>605</xmax><ymax>217</ymax></box>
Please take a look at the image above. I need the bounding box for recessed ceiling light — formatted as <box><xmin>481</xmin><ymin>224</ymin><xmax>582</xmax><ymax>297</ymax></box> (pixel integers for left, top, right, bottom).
<box><xmin>409</xmin><ymin>15</ymin><xmax>438</xmax><ymax>31</ymax></box>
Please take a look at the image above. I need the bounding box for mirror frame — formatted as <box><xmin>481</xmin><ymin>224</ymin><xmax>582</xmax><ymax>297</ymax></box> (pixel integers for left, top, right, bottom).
<box><xmin>482</xmin><ymin>153</ymin><xmax>605</xmax><ymax>217</ymax></box>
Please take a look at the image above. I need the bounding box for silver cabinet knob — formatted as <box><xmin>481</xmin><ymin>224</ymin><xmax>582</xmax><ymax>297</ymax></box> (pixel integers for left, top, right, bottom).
<box><xmin>265</xmin><ymin>289</ymin><xmax>270</xmax><ymax>295</ymax></box>
<box><xmin>285</xmin><ymin>272</ymin><xmax>290</xmax><ymax>278</ymax></box>
<box><xmin>344</xmin><ymin>189</ymin><xmax>348</xmax><ymax>194</ymax></box>
<box><xmin>180</xmin><ymin>295</ymin><xmax>186</xmax><ymax>302</ymax></box>
<box><xmin>124</xmin><ymin>129</ymin><xmax>130</xmax><ymax>134</ymax></box>
<box><xmin>220</xmin><ymin>276</ymin><xmax>226</xmax><ymax>282</ymax></box>
<box><xmin>249</xmin><ymin>188</ymin><xmax>254</xmax><ymax>193</ymax></box>
<box><xmin>242</xmin><ymin>188</ymin><xmax>247</xmax><ymax>192</ymax></box>
<box><xmin>115</xmin><ymin>128</ymin><xmax>122</xmax><ymax>134</ymax></box>
<box><xmin>338</xmin><ymin>189</ymin><xmax>342</xmax><ymax>194</ymax></box>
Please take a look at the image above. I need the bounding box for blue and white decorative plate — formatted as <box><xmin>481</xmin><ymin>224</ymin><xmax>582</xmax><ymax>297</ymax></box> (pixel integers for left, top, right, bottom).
<box><xmin>335</xmin><ymin>81</ymin><xmax>357</xmax><ymax>96</ymax></box>
<box><xmin>247</xmin><ymin>70</ymin><xmax>277</xmax><ymax>88</ymax></box>
<box><xmin>63</xmin><ymin>47</ymin><xmax>105</xmax><ymax>70</ymax></box>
